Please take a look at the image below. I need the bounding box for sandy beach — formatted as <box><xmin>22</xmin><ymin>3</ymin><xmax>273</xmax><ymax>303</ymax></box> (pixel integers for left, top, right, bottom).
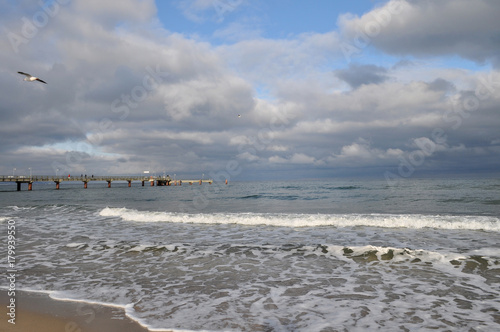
<box><xmin>0</xmin><ymin>290</ymin><xmax>164</xmax><ymax>332</ymax></box>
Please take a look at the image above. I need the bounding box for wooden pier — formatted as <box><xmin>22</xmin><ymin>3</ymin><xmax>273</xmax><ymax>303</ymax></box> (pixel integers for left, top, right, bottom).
<box><xmin>0</xmin><ymin>175</ymin><xmax>214</xmax><ymax>191</ymax></box>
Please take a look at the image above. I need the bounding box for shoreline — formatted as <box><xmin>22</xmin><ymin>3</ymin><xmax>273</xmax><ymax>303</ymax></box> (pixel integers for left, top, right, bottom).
<box><xmin>0</xmin><ymin>289</ymin><xmax>172</xmax><ymax>332</ymax></box>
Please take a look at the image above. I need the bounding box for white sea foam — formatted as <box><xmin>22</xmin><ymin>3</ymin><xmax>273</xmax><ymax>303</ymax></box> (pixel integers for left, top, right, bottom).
<box><xmin>7</xmin><ymin>205</ymin><xmax>36</xmax><ymax>211</ymax></box>
<box><xmin>468</xmin><ymin>247</ymin><xmax>500</xmax><ymax>257</ymax></box>
<box><xmin>66</xmin><ymin>242</ymin><xmax>87</xmax><ymax>249</ymax></box>
<box><xmin>99</xmin><ymin>207</ymin><xmax>500</xmax><ymax>231</ymax></box>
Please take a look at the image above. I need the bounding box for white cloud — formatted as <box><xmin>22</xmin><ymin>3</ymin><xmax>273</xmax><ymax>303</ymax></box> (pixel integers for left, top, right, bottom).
<box><xmin>268</xmin><ymin>155</ymin><xmax>287</xmax><ymax>164</ymax></box>
<box><xmin>290</xmin><ymin>153</ymin><xmax>316</xmax><ymax>164</ymax></box>
<box><xmin>269</xmin><ymin>153</ymin><xmax>316</xmax><ymax>165</ymax></box>
<box><xmin>216</xmin><ymin>31</ymin><xmax>340</xmax><ymax>89</ymax></box>
<box><xmin>237</xmin><ymin>152</ymin><xmax>259</xmax><ymax>162</ymax></box>
<box><xmin>339</xmin><ymin>142</ymin><xmax>374</xmax><ymax>159</ymax></box>
<box><xmin>339</xmin><ymin>0</ymin><xmax>500</xmax><ymax>66</ymax></box>
<box><xmin>267</xmin><ymin>145</ymin><xmax>288</xmax><ymax>152</ymax></box>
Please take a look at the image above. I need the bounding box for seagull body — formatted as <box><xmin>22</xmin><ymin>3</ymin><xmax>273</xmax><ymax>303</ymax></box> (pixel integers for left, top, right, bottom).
<box><xmin>18</xmin><ymin>71</ymin><xmax>47</xmax><ymax>84</ymax></box>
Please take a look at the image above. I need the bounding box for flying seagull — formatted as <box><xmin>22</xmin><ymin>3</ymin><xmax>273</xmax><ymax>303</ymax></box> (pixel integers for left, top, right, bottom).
<box><xmin>18</xmin><ymin>71</ymin><xmax>47</xmax><ymax>84</ymax></box>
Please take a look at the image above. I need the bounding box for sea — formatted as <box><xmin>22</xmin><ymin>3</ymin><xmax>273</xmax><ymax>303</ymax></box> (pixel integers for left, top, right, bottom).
<box><xmin>1</xmin><ymin>177</ymin><xmax>499</xmax><ymax>331</ymax></box>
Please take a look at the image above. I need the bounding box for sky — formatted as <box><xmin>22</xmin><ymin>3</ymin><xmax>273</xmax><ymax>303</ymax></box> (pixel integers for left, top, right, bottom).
<box><xmin>1</xmin><ymin>0</ymin><xmax>500</xmax><ymax>181</ymax></box>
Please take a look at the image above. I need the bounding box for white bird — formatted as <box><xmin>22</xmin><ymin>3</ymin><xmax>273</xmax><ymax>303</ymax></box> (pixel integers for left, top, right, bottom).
<box><xmin>18</xmin><ymin>71</ymin><xmax>47</xmax><ymax>84</ymax></box>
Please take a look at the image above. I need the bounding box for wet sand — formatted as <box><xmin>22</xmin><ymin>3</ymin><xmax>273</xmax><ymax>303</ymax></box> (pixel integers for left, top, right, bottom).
<box><xmin>0</xmin><ymin>290</ymin><xmax>170</xmax><ymax>332</ymax></box>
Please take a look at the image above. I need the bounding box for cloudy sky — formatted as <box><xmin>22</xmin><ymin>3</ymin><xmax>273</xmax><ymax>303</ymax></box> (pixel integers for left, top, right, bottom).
<box><xmin>1</xmin><ymin>0</ymin><xmax>499</xmax><ymax>180</ymax></box>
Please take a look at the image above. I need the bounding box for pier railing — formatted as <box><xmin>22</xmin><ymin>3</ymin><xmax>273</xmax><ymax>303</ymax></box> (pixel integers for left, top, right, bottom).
<box><xmin>1</xmin><ymin>175</ymin><xmax>153</xmax><ymax>182</ymax></box>
<box><xmin>0</xmin><ymin>175</ymin><xmax>214</xmax><ymax>191</ymax></box>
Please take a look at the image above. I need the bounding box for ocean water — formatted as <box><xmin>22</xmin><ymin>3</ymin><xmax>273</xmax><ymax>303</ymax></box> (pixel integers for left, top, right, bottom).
<box><xmin>1</xmin><ymin>178</ymin><xmax>500</xmax><ymax>331</ymax></box>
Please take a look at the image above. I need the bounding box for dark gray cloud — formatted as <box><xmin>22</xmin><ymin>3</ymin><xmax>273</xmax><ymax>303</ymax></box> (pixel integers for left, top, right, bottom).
<box><xmin>427</xmin><ymin>78</ymin><xmax>455</xmax><ymax>93</ymax></box>
<box><xmin>335</xmin><ymin>64</ymin><xmax>389</xmax><ymax>89</ymax></box>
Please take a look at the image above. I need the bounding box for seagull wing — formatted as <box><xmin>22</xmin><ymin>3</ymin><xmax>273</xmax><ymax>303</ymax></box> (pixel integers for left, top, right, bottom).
<box><xmin>18</xmin><ymin>71</ymin><xmax>32</xmax><ymax>77</ymax></box>
<box><xmin>36</xmin><ymin>78</ymin><xmax>47</xmax><ymax>84</ymax></box>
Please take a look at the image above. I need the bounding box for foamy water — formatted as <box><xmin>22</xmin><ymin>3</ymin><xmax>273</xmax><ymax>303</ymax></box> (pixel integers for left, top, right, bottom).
<box><xmin>100</xmin><ymin>206</ymin><xmax>500</xmax><ymax>231</ymax></box>
<box><xmin>1</xmin><ymin>179</ymin><xmax>499</xmax><ymax>331</ymax></box>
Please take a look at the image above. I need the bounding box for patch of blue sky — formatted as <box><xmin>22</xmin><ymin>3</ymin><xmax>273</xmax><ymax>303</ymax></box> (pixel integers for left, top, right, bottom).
<box><xmin>254</xmin><ymin>84</ymin><xmax>275</xmax><ymax>101</ymax></box>
<box><xmin>432</xmin><ymin>55</ymin><xmax>492</xmax><ymax>72</ymax></box>
<box><xmin>155</xmin><ymin>0</ymin><xmax>380</xmax><ymax>44</ymax></box>
<box><xmin>335</xmin><ymin>42</ymin><xmax>491</xmax><ymax>74</ymax></box>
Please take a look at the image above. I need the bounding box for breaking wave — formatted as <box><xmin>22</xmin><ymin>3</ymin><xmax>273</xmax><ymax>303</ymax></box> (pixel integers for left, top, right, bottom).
<box><xmin>99</xmin><ymin>207</ymin><xmax>500</xmax><ymax>231</ymax></box>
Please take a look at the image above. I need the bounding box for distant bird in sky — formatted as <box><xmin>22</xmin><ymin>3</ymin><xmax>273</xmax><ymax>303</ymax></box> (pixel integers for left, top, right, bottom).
<box><xmin>238</xmin><ymin>114</ymin><xmax>241</xmax><ymax>118</ymax></box>
<box><xmin>18</xmin><ymin>71</ymin><xmax>47</xmax><ymax>84</ymax></box>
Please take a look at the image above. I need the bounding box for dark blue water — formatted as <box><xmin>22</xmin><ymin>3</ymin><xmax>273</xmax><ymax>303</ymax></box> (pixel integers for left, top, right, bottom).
<box><xmin>1</xmin><ymin>177</ymin><xmax>499</xmax><ymax>215</ymax></box>
<box><xmin>1</xmin><ymin>178</ymin><xmax>499</xmax><ymax>331</ymax></box>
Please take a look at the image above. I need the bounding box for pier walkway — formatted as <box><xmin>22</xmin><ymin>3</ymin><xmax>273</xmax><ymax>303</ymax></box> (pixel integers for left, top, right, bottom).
<box><xmin>0</xmin><ymin>175</ymin><xmax>213</xmax><ymax>191</ymax></box>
